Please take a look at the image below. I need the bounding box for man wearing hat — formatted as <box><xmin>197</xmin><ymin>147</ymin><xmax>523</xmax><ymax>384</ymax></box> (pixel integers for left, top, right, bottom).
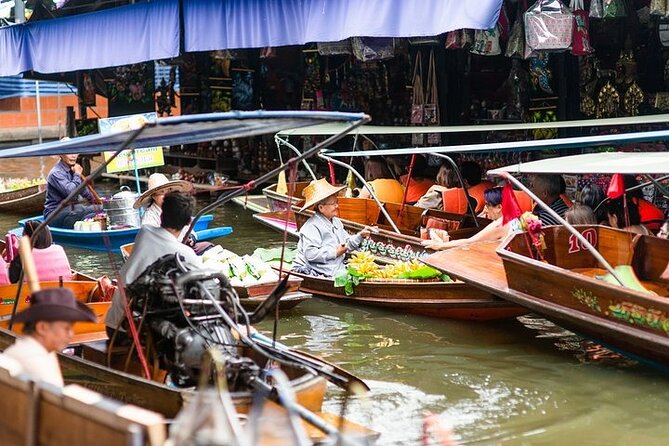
<box><xmin>3</xmin><ymin>288</ymin><xmax>96</xmax><ymax>387</ymax></box>
<box><xmin>292</xmin><ymin>178</ymin><xmax>373</xmax><ymax>277</ymax></box>
<box><xmin>134</xmin><ymin>173</ymin><xmax>193</xmax><ymax>232</ymax></box>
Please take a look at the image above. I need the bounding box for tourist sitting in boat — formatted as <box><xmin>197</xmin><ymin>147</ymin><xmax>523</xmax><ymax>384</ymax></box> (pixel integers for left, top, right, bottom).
<box><xmin>416</xmin><ymin>164</ymin><xmax>477</xmax><ymax>214</ymax></box>
<box><xmin>576</xmin><ymin>183</ymin><xmax>608</xmax><ymax>224</ymax></box>
<box><xmin>293</xmin><ymin>178</ymin><xmax>372</xmax><ymax>277</ymax></box>
<box><xmin>459</xmin><ymin>161</ymin><xmax>495</xmax><ymax>213</ymax></box>
<box><xmin>565</xmin><ymin>203</ymin><xmax>597</xmax><ymax>225</ymax></box>
<box><xmin>529</xmin><ymin>174</ymin><xmax>569</xmax><ymax>226</ymax></box>
<box><xmin>8</xmin><ymin>220</ymin><xmax>71</xmax><ymax>284</ymax></box>
<box><xmin>44</xmin><ymin>152</ymin><xmax>103</xmax><ymax>229</ymax></box>
<box><xmin>622</xmin><ymin>175</ymin><xmax>665</xmax><ymax>232</ymax></box>
<box><xmin>422</xmin><ymin>186</ymin><xmax>512</xmax><ymax>250</ymax></box>
<box><xmin>399</xmin><ymin>155</ymin><xmax>435</xmax><ymax>205</ymax></box>
<box><xmin>4</xmin><ymin>287</ymin><xmax>96</xmax><ymax>387</ymax></box>
<box><xmin>105</xmin><ymin>192</ymin><xmax>202</xmax><ymax>339</ymax></box>
<box><xmin>358</xmin><ymin>158</ymin><xmax>405</xmax><ymax>204</ymax></box>
<box><xmin>606</xmin><ymin>196</ymin><xmax>650</xmax><ymax>235</ymax></box>
<box><xmin>133</xmin><ymin>173</ymin><xmax>193</xmax><ymax>240</ymax></box>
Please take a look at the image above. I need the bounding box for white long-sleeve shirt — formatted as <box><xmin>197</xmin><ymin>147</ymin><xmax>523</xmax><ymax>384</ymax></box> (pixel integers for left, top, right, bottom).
<box><xmin>4</xmin><ymin>335</ymin><xmax>64</xmax><ymax>387</ymax></box>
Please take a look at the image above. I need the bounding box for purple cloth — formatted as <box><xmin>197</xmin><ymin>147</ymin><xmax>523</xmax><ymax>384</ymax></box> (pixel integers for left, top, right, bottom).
<box><xmin>44</xmin><ymin>160</ymin><xmax>95</xmax><ymax>218</ymax></box>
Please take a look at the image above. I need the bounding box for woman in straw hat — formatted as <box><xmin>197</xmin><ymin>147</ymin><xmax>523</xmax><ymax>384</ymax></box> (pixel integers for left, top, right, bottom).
<box><xmin>3</xmin><ymin>287</ymin><xmax>96</xmax><ymax>387</ymax></box>
<box><xmin>292</xmin><ymin>178</ymin><xmax>373</xmax><ymax>277</ymax></box>
<box><xmin>134</xmin><ymin>173</ymin><xmax>193</xmax><ymax>236</ymax></box>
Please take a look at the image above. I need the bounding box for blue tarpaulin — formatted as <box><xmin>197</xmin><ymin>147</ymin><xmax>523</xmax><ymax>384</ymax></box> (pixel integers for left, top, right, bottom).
<box><xmin>0</xmin><ymin>0</ymin><xmax>502</xmax><ymax>76</ymax></box>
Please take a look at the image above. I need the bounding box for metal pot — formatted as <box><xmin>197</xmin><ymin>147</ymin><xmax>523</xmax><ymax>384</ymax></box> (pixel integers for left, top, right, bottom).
<box><xmin>103</xmin><ymin>186</ymin><xmax>141</xmax><ymax>227</ymax></box>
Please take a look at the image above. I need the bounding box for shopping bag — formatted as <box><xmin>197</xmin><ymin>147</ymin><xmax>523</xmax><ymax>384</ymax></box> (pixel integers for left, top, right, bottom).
<box><xmin>589</xmin><ymin>0</ymin><xmax>603</xmax><ymax>18</ymax></box>
<box><xmin>506</xmin><ymin>17</ymin><xmax>526</xmax><ymax>58</ymax></box>
<box><xmin>470</xmin><ymin>27</ymin><xmax>502</xmax><ymax>55</ymax></box>
<box><xmin>424</xmin><ymin>50</ymin><xmax>441</xmax><ymax>145</ymax></box>
<box><xmin>410</xmin><ymin>51</ymin><xmax>425</xmax><ymax>146</ymax></box>
<box><xmin>525</xmin><ymin>0</ymin><xmax>574</xmax><ymax>51</ymax></box>
<box><xmin>570</xmin><ymin>0</ymin><xmax>594</xmax><ymax>55</ymax></box>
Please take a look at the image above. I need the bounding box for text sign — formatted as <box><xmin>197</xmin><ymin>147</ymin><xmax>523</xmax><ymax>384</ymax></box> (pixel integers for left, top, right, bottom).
<box><xmin>99</xmin><ymin>113</ymin><xmax>165</xmax><ymax>174</ymax></box>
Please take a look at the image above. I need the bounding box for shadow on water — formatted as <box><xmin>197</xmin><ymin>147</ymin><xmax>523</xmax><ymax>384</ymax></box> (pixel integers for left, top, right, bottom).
<box><xmin>2</xmin><ymin>176</ymin><xmax>669</xmax><ymax>444</ymax></box>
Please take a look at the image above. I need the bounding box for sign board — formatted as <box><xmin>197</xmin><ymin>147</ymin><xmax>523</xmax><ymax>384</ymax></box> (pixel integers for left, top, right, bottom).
<box><xmin>99</xmin><ymin>112</ymin><xmax>165</xmax><ymax>174</ymax></box>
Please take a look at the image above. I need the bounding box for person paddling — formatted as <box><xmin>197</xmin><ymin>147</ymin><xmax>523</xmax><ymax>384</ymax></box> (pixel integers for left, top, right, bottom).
<box><xmin>3</xmin><ymin>287</ymin><xmax>96</xmax><ymax>387</ymax></box>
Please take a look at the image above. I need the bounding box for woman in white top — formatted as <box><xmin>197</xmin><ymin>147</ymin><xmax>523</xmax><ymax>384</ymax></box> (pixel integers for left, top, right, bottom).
<box><xmin>134</xmin><ymin>173</ymin><xmax>194</xmax><ymax>239</ymax></box>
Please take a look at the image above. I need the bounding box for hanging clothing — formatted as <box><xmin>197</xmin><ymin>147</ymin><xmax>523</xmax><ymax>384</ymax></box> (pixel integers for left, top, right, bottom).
<box><xmin>292</xmin><ymin>212</ymin><xmax>363</xmax><ymax>278</ymax></box>
<box><xmin>4</xmin><ymin>335</ymin><xmax>64</xmax><ymax>387</ymax></box>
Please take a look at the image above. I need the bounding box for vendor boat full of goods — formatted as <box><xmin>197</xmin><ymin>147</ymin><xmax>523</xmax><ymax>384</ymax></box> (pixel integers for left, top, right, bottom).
<box><xmin>425</xmin><ymin>150</ymin><xmax>669</xmax><ymax>370</ymax></box>
<box><xmin>0</xmin><ymin>111</ymin><xmax>379</xmax><ymax>444</ymax></box>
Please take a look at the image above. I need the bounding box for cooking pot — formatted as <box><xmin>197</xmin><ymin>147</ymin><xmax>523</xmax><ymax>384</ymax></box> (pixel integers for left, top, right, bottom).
<box><xmin>103</xmin><ymin>186</ymin><xmax>141</xmax><ymax>227</ymax></box>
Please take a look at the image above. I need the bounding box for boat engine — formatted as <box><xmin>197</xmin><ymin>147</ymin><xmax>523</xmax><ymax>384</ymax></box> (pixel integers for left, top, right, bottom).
<box><xmin>126</xmin><ymin>254</ymin><xmax>260</xmax><ymax>388</ymax></box>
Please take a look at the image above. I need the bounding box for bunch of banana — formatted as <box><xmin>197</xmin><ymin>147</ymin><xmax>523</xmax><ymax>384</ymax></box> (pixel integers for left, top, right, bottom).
<box><xmin>376</xmin><ymin>259</ymin><xmax>423</xmax><ymax>279</ymax></box>
<box><xmin>347</xmin><ymin>251</ymin><xmax>381</xmax><ymax>277</ymax></box>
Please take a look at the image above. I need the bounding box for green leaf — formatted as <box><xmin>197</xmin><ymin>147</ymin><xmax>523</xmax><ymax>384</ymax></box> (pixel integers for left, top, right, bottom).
<box><xmin>344</xmin><ymin>282</ymin><xmax>354</xmax><ymax>295</ymax></box>
<box><xmin>397</xmin><ymin>265</ymin><xmax>441</xmax><ymax>280</ymax></box>
<box><xmin>334</xmin><ymin>270</ymin><xmax>350</xmax><ymax>288</ymax></box>
<box><xmin>440</xmin><ymin>274</ymin><xmax>453</xmax><ymax>283</ymax></box>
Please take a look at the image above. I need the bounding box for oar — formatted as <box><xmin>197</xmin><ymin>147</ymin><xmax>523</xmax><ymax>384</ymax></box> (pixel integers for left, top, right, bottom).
<box><xmin>251</xmin><ymin>331</ymin><xmax>370</xmax><ymax>393</ymax></box>
<box><xmin>77</xmin><ymin>172</ymin><xmax>103</xmax><ymax>205</ymax></box>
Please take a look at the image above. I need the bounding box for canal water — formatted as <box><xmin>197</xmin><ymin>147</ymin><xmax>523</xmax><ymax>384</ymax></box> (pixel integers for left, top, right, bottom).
<box><xmin>2</xmin><ymin>158</ymin><xmax>669</xmax><ymax>445</ymax></box>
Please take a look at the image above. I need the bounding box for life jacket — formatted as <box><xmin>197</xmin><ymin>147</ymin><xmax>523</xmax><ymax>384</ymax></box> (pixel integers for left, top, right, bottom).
<box><xmin>368</xmin><ymin>179</ymin><xmax>405</xmax><ymax>204</ymax></box>
<box><xmin>400</xmin><ymin>176</ymin><xmax>435</xmax><ymax>204</ymax></box>
<box><xmin>0</xmin><ymin>260</ymin><xmax>10</xmax><ymax>285</ymax></box>
<box><xmin>441</xmin><ymin>188</ymin><xmax>470</xmax><ymax>215</ymax></box>
<box><xmin>32</xmin><ymin>244</ymin><xmax>72</xmax><ymax>282</ymax></box>
<box><xmin>560</xmin><ymin>193</ymin><xmax>574</xmax><ymax>208</ymax></box>
<box><xmin>634</xmin><ymin>197</ymin><xmax>665</xmax><ymax>232</ymax></box>
<box><xmin>513</xmin><ymin>190</ymin><xmax>534</xmax><ymax>213</ymax></box>
<box><xmin>467</xmin><ymin>181</ymin><xmax>496</xmax><ymax>213</ymax></box>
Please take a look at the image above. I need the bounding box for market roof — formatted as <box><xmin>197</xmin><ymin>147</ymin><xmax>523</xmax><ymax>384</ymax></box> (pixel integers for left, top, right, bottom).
<box><xmin>489</xmin><ymin>152</ymin><xmax>669</xmax><ymax>175</ymax></box>
<box><xmin>277</xmin><ymin>114</ymin><xmax>669</xmax><ymax>136</ymax></box>
<box><xmin>0</xmin><ymin>110</ymin><xmax>368</xmax><ymax>158</ymax></box>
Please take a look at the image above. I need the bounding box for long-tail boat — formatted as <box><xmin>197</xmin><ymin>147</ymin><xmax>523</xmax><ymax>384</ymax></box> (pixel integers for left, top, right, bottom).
<box><xmin>0</xmin><ymin>181</ymin><xmax>47</xmax><ymax>214</ymax></box>
<box><xmin>425</xmin><ymin>152</ymin><xmax>669</xmax><ymax>368</ymax></box>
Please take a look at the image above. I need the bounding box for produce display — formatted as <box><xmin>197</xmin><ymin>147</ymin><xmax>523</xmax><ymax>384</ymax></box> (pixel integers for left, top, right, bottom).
<box><xmin>335</xmin><ymin>251</ymin><xmax>451</xmax><ymax>295</ymax></box>
<box><xmin>0</xmin><ymin>177</ymin><xmax>45</xmax><ymax>192</ymax></box>
<box><xmin>202</xmin><ymin>245</ymin><xmax>280</xmax><ymax>287</ymax></box>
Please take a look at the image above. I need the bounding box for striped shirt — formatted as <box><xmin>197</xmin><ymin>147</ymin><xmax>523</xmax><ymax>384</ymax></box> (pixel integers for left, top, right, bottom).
<box><xmin>534</xmin><ymin>197</ymin><xmax>569</xmax><ymax>226</ymax></box>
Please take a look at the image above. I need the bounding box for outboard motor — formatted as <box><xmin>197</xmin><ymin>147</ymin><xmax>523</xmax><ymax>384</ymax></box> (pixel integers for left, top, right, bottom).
<box><xmin>126</xmin><ymin>254</ymin><xmax>260</xmax><ymax>388</ymax></box>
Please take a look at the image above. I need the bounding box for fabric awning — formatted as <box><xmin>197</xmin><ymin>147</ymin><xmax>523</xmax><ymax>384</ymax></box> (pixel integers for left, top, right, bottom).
<box><xmin>0</xmin><ymin>111</ymin><xmax>367</xmax><ymax>158</ymax></box>
<box><xmin>489</xmin><ymin>152</ymin><xmax>669</xmax><ymax>176</ymax></box>
<box><xmin>0</xmin><ymin>0</ymin><xmax>502</xmax><ymax>76</ymax></box>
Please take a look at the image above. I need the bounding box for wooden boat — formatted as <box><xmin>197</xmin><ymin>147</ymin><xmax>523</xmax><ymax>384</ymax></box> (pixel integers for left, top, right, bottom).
<box><xmin>120</xmin><ymin>242</ymin><xmax>312</xmax><ymax>312</ymax></box>
<box><xmin>289</xmin><ymin>269</ymin><xmax>526</xmax><ymax>321</ymax></box>
<box><xmin>262</xmin><ymin>181</ymin><xmax>310</xmax><ymax>211</ymax></box>
<box><xmin>0</xmin><ymin>328</ymin><xmax>375</xmax><ymax>443</ymax></box>
<box><xmin>425</xmin><ymin>152</ymin><xmax>669</xmax><ymax>367</ymax></box>
<box><xmin>11</xmin><ymin>214</ymin><xmax>232</xmax><ymax>252</ymax></box>
<box><xmin>0</xmin><ymin>183</ymin><xmax>47</xmax><ymax>214</ymax></box>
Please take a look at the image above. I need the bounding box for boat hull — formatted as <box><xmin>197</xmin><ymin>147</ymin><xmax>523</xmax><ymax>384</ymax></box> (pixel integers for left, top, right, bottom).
<box><xmin>0</xmin><ymin>184</ymin><xmax>47</xmax><ymax>214</ymax></box>
<box><xmin>290</xmin><ymin>270</ymin><xmax>525</xmax><ymax>321</ymax></box>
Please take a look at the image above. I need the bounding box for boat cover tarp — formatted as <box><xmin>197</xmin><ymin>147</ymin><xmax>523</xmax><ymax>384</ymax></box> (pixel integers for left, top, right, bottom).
<box><xmin>183</xmin><ymin>0</ymin><xmax>503</xmax><ymax>52</ymax></box>
<box><xmin>0</xmin><ymin>111</ymin><xmax>366</xmax><ymax>158</ymax></box>
<box><xmin>1</xmin><ymin>0</ymin><xmax>502</xmax><ymax>76</ymax></box>
<box><xmin>489</xmin><ymin>152</ymin><xmax>669</xmax><ymax>175</ymax></box>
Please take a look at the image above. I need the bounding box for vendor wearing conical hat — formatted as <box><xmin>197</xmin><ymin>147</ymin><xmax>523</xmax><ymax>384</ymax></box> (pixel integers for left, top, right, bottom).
<box><xmin>292</xmin><ymin>178</ymin><xmax>373</xmax><ymax>277</ymax></box>
<box><xmin>3</xmin><ymin>288</ymin><xmax>96</xmax><ymax>387</ymax></box>
<box><xmin>134</xmin><ymin>173</ymin><xmax>193</xmax><ymax>231</ymax></box>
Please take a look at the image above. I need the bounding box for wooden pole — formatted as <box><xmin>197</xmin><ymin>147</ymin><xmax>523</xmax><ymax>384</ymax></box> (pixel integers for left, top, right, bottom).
<box><xmin>19</xmin><ymin>236</ymin><xmax>40</xmax><ymax>293</ymax></box>
<box><xmin>78</xmin><ymin>172</ymin><xmax>103</xmax><ymax>204</ymax></box>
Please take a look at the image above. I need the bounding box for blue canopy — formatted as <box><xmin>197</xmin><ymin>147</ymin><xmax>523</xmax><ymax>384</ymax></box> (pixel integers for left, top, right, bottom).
<box><xmin>0</xmin><ymin>0</ymin><xmax>503</xmax><ymax>76</ymax></box>
<box><xmin>0</xmin><ymin>110</ymin><xmax>368</xmax><ymax>158</ymax></box>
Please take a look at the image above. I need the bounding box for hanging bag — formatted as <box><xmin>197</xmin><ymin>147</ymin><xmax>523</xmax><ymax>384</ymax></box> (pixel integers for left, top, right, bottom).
<box><xmin>410</xmin><ymin>51</ymin><xmax>425</xmax><ymax>146</ymax></box>
<box><xmin>424</xmin><ymin>50</ymin><xmax>441</xmax><ymax>145</ymax></box>
<box><xmin>570</xmin><ymin>0</ymin><xmax>594</xmax><ymax>55</ymax></box>
<box><xmin>470</xmin><ymin>26</ymin><xmax>502</xmax><ymax>55</ymax></box>
<box><xmin>602</xmin><ymin>0</ymin><xmax>627</xmax><ymax>18</ymax></box>
<box><xmin>650</xmin><ymin>0</ymin><xmax>667</xmax><ymax>16</ymax></box>
<box><xmin>506</xmin><ymin>1</ymin><xmax>528</xmax><ymax>58</ymax></box>
<box><xmin>589</xmin><ymin>0</ymin><xmax>604</xmax><ymax>18</ymax></box>
<box><xmin>352</xmin><ymin>37</ymin><xmax>396</xmax><ymax>62</ymax></box>
<box><xmin>525</xmin><ymin>0</ymin><xmax>574</xmax><ymax>51</ymax></box>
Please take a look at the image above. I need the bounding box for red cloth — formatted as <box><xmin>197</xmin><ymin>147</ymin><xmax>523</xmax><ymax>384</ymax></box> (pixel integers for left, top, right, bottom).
<box><xmin>502</xmin><ymin>182</ymin><xmax>523</xmax><ymax>224</ymax></box>
<box><xmin>635</xmin><ymin>198</ymin><xmax>665</xmax><ymax>232</ymax></box>
<box><xmin>607</xmin><ymin>174</ymin><xmax>625</xmax><ymax>199</ymax></box>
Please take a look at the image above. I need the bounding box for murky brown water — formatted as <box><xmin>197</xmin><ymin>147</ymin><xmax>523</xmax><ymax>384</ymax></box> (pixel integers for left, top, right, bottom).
<box><xmin>2</xmin><ymin>158</ymin><xmax>669</xmax><ymax>445</ymax></box>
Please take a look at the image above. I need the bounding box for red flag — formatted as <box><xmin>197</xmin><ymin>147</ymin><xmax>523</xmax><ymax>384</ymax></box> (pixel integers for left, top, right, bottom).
<box><xmin>502</xmin><ymin>182</ymin><xmax>523</xmax><ymax>224</ymax></box>
<box><xmin>607</xmin><ymin>173</ymin><xmax>625</xmax><ymax>199</ymax></box>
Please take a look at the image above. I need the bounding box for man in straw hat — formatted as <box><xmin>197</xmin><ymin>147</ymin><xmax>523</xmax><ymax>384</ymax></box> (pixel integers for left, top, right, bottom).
<box><xmin>292</xmin><ymin>178</ymin><xmax>373</xmax><ymax>277</ymax></box>
<box><xmin>3</xmin><ymin>287</ymin><xmax>96</xmax><ymax>387</ymax></box>
<box><xmin>134</xmin><ymin>173</ymin><xmax>194</xmax><ymax>232</ymax></box>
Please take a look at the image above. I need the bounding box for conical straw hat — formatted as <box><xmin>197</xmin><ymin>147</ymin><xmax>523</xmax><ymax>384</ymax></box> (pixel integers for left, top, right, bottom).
<box><xmin>298</xmin><ymin>178</ymin><xmax>345</xmax><ymax>212</ymax></box>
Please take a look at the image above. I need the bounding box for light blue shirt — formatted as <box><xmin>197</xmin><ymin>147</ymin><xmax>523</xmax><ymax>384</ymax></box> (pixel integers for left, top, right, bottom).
<box><xmin>293</xmin><ymin>212</ymin><xmax>362</xmax><ymax>278</ymax></box>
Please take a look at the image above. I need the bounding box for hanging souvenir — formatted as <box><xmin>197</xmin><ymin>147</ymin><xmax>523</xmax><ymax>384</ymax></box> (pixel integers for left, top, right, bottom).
<box><xmin>650</xmin><ymin>0</ymin><xmax>667</xmax><ymax>16</ymax></box>
<box><xmin>506</xmin><ymin>17</ymin><xmax>526</xmax><ymax>58</ymax></box>
<box><xmin>445</xmin><ymin>29</ymin><xmax>463</xmax><ymax>49</ymax></box>
<box><xmin>580</xmin><ymin>95</ymin><xmax>596</xmax><ymax>116</ymax></box>
<box><xmin>525</xmin><ymin>0</ymin><xmax>574</xmax><ymax>51</ymax></box>
<box><xmin>351</xmin><ymin>37</ymin><xmax>396</xmax><ymax>62</ymax></box>
<box><xmin>623</xmin><ymin>82</ymin><xmax>644</xmax><ymax>116</ymax></box>
<box><xmin>424</xmin><ymin>50</ymin><xmax>441</xmax><ymax>145</ymax></box>
<box><xmin>410</xmin><ymin>51</ymin><xmax>425</xmax><ymax>146</ymax></box>
<box><xmin>530</xmin><ymin>53</ymin><xmax>555</xmax><ymax>95</ymax></box>
<box><xmin>470</xmin><ymin>26</ymin><xmax>501</xmax><ymax>56</ymax></box>
<box><xmin>498</xmin><ymin>4</ymin><xmax>511</xmax><ymax>42</ymax></box>
<box><xmin>589</xmin><ymin>0</ymin><xmax>603</xmax><ymax>18</ymax></box>
<box><xmin>570</xmin><ymin>0</ymin><xmax>594</xmax><ymax>56</ymax></box>
<box><xmin>602</xmin><ymin>0</ymin><xmax>627</xmax><ymax>18</ymax></box>
<box><xmin>660</xmin><ymin>22</ymin><xmax>669</xmax><ymax>47</ymax></box>
<box><xmin>596</xmin><ymin>82</ymin><xmax>620</xmax><ymax>118</ymax></box>
<box><xmin>317</xmin><ymin>39</ymin><xmax>353</xmax><ymax>56</ymax></box>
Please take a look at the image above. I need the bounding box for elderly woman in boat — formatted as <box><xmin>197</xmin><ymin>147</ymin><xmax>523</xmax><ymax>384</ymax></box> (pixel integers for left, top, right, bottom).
<box><xmin>134</xmin><ymin>173</ymin><xmax>193</xmax><ymax>235</ymax></box>
<box><xmin>292</xmin><ymin>178</ymin><xmax>372</xmax><ymax>277</ymax></box>
<box><xmin>422</xmin><ymin>186</ymin><xmax>515</xmax><ymax>250</ymax></box>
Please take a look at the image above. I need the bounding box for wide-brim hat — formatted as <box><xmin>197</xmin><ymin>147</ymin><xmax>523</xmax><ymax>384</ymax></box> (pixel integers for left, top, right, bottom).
<box><xmin>133</xmin><ymin>173</ymin><xmax>194</xmax><ymax>209</ymax></box>
<box><xmin>12</xmin><ymin>288</ymin><xmax>97</xmax><ymax>324</ymax></box>
<box><xmin>298</xmin><ymin>178</ymin><xmax>345</xmax><ymax>212</ymax></box>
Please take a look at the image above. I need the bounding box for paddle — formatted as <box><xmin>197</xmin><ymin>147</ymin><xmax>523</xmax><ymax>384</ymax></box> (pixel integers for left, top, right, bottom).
<box><xmin>77</xmin><ymin>171</ymin><xmax>103</xmax><ymax>205</ymax></box>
